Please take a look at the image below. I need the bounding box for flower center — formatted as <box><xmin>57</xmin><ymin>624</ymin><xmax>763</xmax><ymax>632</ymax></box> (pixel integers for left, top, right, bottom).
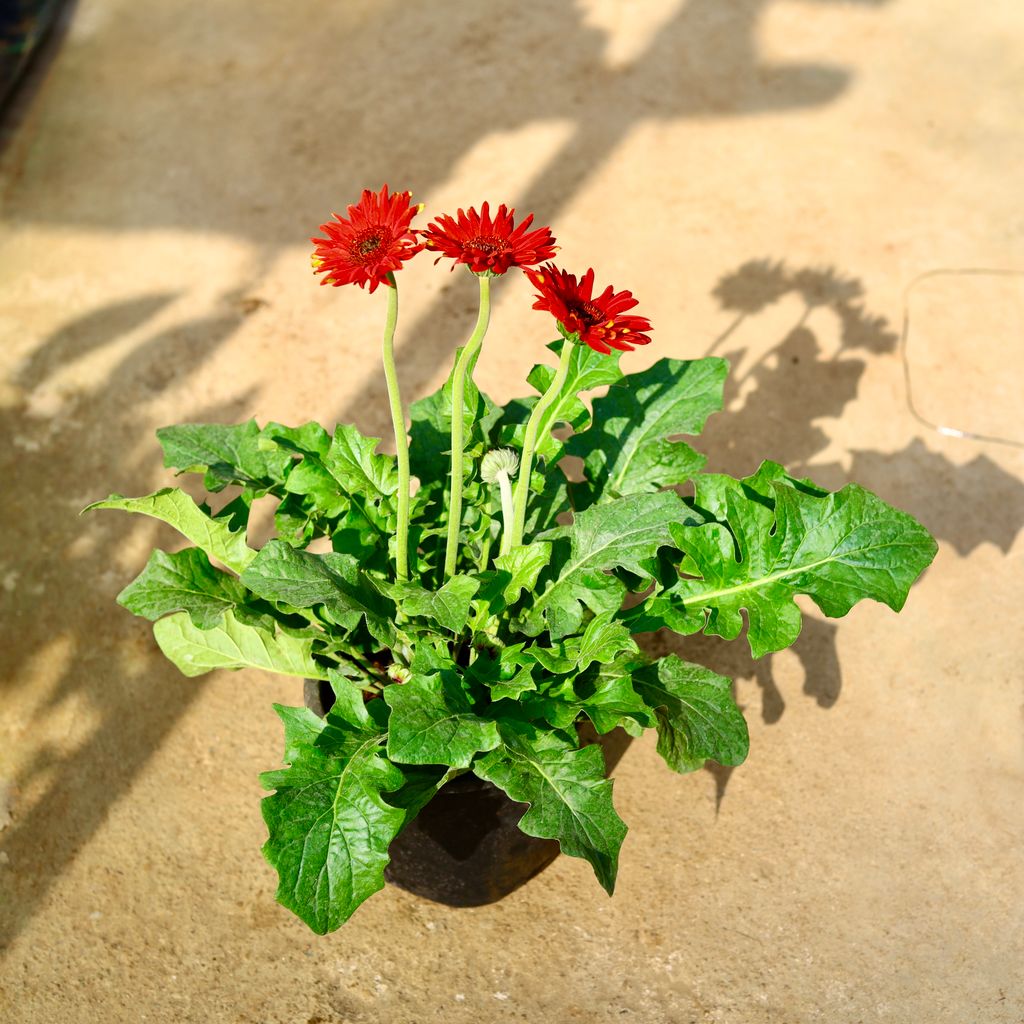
<box><xmin>350</xmin><ymin>227</ymin><xmax>391</xmax><ymax>264</ymax></box>
<box><xmin>467</xmin><ymin>234</ymin><xmax>510</xmax><ymax>255</ymax></box>
<box><xmin>571</xmin><ymin>300</ymin><xmax>607</xmax><ymax>327</ymax></box>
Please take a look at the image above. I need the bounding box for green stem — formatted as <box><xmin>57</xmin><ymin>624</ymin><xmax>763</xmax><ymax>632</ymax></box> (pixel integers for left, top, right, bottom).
<box><xmin>508</xmin><ymin>337</ymin><xmax>574</xmax><ymax>550</ymax></box>
<box><xmin>443</xmin><ymin>273</ymin><xmax>491</xmax><ymax>578</ymax></box>
<box><xmin>477</xmin><ymin>531</ymin><xmax>495</xmax><ymax>572</ymax></box>
<box><xmin>381</xmin><ymin>273</ymin><xmax>410</xmax><ymax>582</ymax></box>
<box><xmin>497</xmin><ymin>470</ymin><xmax>516</xmax><ymax>556</ymax></box>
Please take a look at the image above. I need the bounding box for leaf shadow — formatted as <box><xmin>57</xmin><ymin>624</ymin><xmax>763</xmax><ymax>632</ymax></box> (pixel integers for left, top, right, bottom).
<box><xmin>670</xmin><ymin>258</ymin><xmax>1024</xmax><ymax>807</ymax></box>
<box><xmin>13</xmin><ymin>293</ymin><xmax>180</xmax><ymax>390</ymax></box>
<box><xmin>641</xmin><ymin>614</ymin><xmax>841</xmax><ymax>811</ymax></box>
<box><xmin>0</xmin><ymin>293</ymin><xmax>258</xmax><ymax>950</ymax></box>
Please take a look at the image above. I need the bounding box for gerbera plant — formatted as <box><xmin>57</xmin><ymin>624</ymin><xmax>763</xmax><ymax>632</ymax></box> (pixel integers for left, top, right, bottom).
<box><xmin>86</xmin><ymin>185</ymin><xmax>937</xmax><ymax>934</ymax></box>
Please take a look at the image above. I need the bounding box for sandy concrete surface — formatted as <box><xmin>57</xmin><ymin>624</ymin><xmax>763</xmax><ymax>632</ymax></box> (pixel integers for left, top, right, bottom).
<box><xmin>1</xmin><ymin>1</ymin><xmax>1023</xmax><ymax>1021</ymax></box>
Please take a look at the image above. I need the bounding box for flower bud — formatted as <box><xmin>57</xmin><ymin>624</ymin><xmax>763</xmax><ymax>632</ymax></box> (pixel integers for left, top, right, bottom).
<box><xmin>387</xmin><ymin>664</ymin><xmax>411</xmax><ymax>684</ymax></box>
<box><xmin>481</xmin><ymin>448</ymin><xmax>520</xmax><ymax>484</ymax></box>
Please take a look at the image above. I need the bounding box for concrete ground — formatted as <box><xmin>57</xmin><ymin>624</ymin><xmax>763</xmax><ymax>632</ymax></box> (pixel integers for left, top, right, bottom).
<box><xmin>1</xmin><ymin>1</ymin><xmax>1023</xmax><ymax>1021</ymax></box>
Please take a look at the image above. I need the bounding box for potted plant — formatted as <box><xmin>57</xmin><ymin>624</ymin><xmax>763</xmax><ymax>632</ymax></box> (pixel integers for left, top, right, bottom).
<box><xmin>85</xmin><ymin>186</ymin><xmax>937</xmax><ymax>934</ymax></box>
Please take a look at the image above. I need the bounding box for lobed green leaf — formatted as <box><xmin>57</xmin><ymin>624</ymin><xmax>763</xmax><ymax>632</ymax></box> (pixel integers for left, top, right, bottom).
<box><xmin>499</xmin><ymin>343</ymin><xmax>623</xmax><ymax>464</ymax></box>
<box><xmin>157</xmin><ymin>420</ymin><xmax>291</xmax><ymax>493</ymax></box>
<box><xmin>117</xmin><ymin>547</ymin><xmax>247</xmax><ymax>628</ymax></box>
<box><xmin>524</xmin><ymin>612</ymin><xmax>638</xmax><ymax>675</ymax></box>
<box><xmin>240</xmin><ymin>540</ymin><xmax>395</xmax><ymax>645</ymax></box>
<box><xmin>153</xmin><ymin>609</ymin><xmax>326</xmax><ymax>678</ymax></box>
<box><xmin>578</xmin><ymin>662</ymin><xmax>656</xmax><ymax>736</ymax></box>
<box><xmin>384</xmin><ymin>672</ymin><xmax>500</xmax><ymax>768</ymax></box>
<box><xmin>518</xmin><ymin>659</ymin><xmax>654</xmax><ymax>736</ymax></box>
<box><xmin>474</xmin><ymin>720</ymin><xmax>627</xmax><ymax>895</ymax></box>
<box><xmin>567</xmin><ymin>357</ymin><xmax>726</xmax><ymax>506</ymax></box>
<box><xmin>261</xmin><ymin>704</ymin><xmax>406</xmax><ymax>933</ymax></box>
<box><xmin>633</xmin><ymin>655</ymin><xmax>748</xmax><ymax>773</ymax></box>
<box><xmin>629</xmin><ymin>464</ymin><xmax>938</xmax><ymax>657</ymax></box>
<box><xmin>492</xmin><ymin>542</ymin><xmax>553</xmax><ymax>607</ymax></box>
<box><xmin>83</xmin><ymin>488</ymin><xmax>256</xmax><ymax>574</ymax></box>
<box><xmin>385</xmin><ymin>575</ymin><xmax>480</xmax><ymax>634</ymax></box>
<box><xmin>324</xmin><ymin>423</ymin><xmax>399</xmax><ymax>502</ymax></box>
<box><xmin>522</xmin><ymin>490</ymin><xmax>691</xmax><ymax>638</ymax></box>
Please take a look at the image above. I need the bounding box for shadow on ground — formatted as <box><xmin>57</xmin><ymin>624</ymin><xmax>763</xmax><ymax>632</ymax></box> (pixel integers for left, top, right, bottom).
<box><xmin>0</xmin><ymin>292</ymin><xmax>259</xmax><ymax>948</ymax></box>
<box><xmin>646</xmin><ymin>258</ymin><xmax>1024</xmax><ymax>804</ymax></box>
<box><xmin>2</xmin><ymin>0</ymin><xmax>893</xmax><ymax>422</ymax></box>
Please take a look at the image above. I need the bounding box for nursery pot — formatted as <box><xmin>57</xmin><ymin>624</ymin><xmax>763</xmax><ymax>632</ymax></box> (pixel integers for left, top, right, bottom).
<box><xmin>303</xmin><ymin>678</ymin><xmax>630</xmax><ymax>907</ymax></box>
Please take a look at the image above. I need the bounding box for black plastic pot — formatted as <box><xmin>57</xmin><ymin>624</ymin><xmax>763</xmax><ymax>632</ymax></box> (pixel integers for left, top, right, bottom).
<box><xmin>303</xmin><ymin>677</ymin><xmax>630</xmax><ymax>907</ymax></box>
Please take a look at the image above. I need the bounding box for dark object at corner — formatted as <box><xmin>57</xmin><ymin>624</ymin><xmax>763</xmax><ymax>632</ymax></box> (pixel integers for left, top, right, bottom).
<box><xmin>1</xmin><ymin>0</ymin><xmax>70</xmax><ymax>112</ymax></box>
<box><xmin>304</xmin><ymin>677</ymin><xmax>630</xmax><ymax>907</ymax></box>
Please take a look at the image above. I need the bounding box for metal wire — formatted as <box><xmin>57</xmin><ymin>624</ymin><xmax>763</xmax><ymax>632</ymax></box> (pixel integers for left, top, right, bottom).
<box><xmin>900</xmin><ymin>268</ymin><xmax>1024</xmax><ymax>449</ymax></box>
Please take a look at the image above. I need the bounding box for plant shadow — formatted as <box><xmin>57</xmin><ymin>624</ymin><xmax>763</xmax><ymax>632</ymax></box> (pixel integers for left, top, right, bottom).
<box><xmin>0</xmin><ymin>293</ymin><xmax>261</xmax><ymax>950</ymax></box>
<box><xmin>3</xmin><ymin>0</ymin><xmax>895</xmax><ymax>436</ymax></box>
<box><xmin>652</xmin><ymin>259</ymin><xmax>1024</xmax><ymax>806</ymax></box>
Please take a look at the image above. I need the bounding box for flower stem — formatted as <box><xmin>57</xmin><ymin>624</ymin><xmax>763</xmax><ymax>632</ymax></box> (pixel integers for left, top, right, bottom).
<box><xmin>508</xmin><ymin>337</ymin><xmax>574</xmax><ymax>550</ymax></box>
<box><xmin>496</xmin><ymin>470</ymin><xmax>515</xmax><ymax>556</ymax></box>
<box><xmin>443</xmin><ymin>274</ymin><xmax>491</xmax><ymax>578</ymax></box>
<box><xmin>382</xmin><ymin>273</ymin><xmax>410</xmax><ymax>582</ymax></box>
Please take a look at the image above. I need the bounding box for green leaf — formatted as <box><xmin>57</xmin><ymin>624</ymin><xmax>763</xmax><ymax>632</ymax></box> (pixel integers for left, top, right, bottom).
<box><xmin>409</xmin><ymin>354</ymin><xmax>502</xmax><ymax>483</ymax></box>
<box><xmin>230</xmin><ymin>602</ymin><xmax>284</xmax><ymax>635</ymax></box>
<box><xmin>523</xmin><ymin>490</ymin><xmax>688</xmax><ymax>638</ymax></box>
<box><xmin>516</xmin><ymin>627</ymin><xmax>651</xmax><ymax>735</ymax></box>
<box><xmin>261</xmin><ymin>421</ymin><xmax>332</xmax><ymax>459</ymax></box>
<box><xmin>323</xmin><ymin>423</ymin><xmax>398</xmax><ymax>502</ymax></box>
<box><xmin>500</xmin><ymin>343</ymin><xmax>623</xmax><ymax>463</ymax></box>
<box><xmin>734</xmin><ymin>459</ymin><xmax>830</xmax><ymax>503</ymax></box>
<box><xmin>261</xmin><ymin>704</ymin><xmax>405</xmax><ymax>933</ymax></box>
<box><xmin>325</xmin><ymin>668</ymin><xmax>374</xmax><ymax>723</ymax></box>
<box><xmin>389</xmin><ymin>575</ymin><xmax>480</xmax><ymax>634</ymax></box>
<box><xmin>117</xmin><ymin>547</ymin><xmax>247</xmax><ymax>628</ymax></box>
<box><xmin>474</xmin><ymin>543</ymin><xmax>555</xmax><ymax>620</ymax></box>
<box><xmin>579</xmin><ymin>662</ymin><xmax>655</xmax><ymax>736</ymax></box>
<box><xmin>474</xmin><ymin>720</ymin><xmax>627</xmax><ymax>894</ymax></box>
<box><xmin>465</xmin><ymin>645</ymin><xmax>538</xmax><ymax>702</ymax></box>
<box><xmin>282</xmin><ymin>461</ymin><xmax>349</xmax><ymax>518</ymax></box>
<box><xmin>633</xmin><ymin>655</ymin><xmax>748</xmax><ymax>773</ymax></box>
<box><xmin>571</xmin><ymin>613</ymin><xmax>639</xmax><ymax>671</ymax></box>
<box><xmin>271</xmin><ymin>492</ymin><xmax>320</xmax><ymax>547</ymax></box>
<box><xmin>262</xmin><ymin>422</ymin><xmax>396</xmax><ymax>534</ymax></box>
<box><xmin>261</xmin><ymin>424</ymin><xmax>345</xmax><ymax>522</ymax></box>
<box><xmin>525</xmin><ymin>612</ymin><xmax>638</xmax><ymax>675</ymax></box>
<box><xmin>523</xmin><ymin>470</ymin><xmax>572</xmax><ymax>536</ymax></box>
<box><xmin>630</xmin><ymin>466</ymin><xmax>938</xmax><ymax>657</ymax></box>
<box><xmin>83</xmin><ymin>488</ymin><xmax>256</xmax><ymax>574</ymax></box>
<box><xmin>240</xmin><ymin>540</ymin><xmax>395</xmax><ymax>643</ymax></box>
<box><xmin>384</xmin><ymin>765</ymin><xmax>459</xmax><ymax>829</ymax></box>
<box><xmin>213</xmin><ymin>493</ymin><xmax>253</xmax><ymax>535</ymax></box>
<box><xmin>488</xmin><ymin>665</ymin><xmax>537</xmax><ymax>702</ymax></box>
<box><xmin>384</xmin><ymin>672</ymin><xmax>501</xmax><ymax>768</ymax></box>
<box><xmin>409</xmin><ymin>640</ymin><xmax>456</xmax><ymax>676</ymax></box>
<box><xmin>567</xmin><ymin>358</ymin><xmax>726</xmax><ymax>504</ymax></box>
<box><xmin>157</xmin><ymin>420</ymin><xmax>290</xmax><ymax>492</ymax></box>
<box><xmin>493</xmin><ymin>542</ymin><xmax>553</xmax><ymax>606</ymax></box>
<box><xmin>153</xmin><ymin>609</ymin><xmax>325</xmax><ymax>678</ymax></box>
<box><xmin>522</xmin><ymin>658</ymin><xmax>655</xmax><ymax>737</ymax></box>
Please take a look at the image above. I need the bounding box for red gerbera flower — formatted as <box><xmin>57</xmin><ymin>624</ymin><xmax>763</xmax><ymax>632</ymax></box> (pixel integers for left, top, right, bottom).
<box><xmin>525</xmin><ymin>263</ymin><xmax>653</xmax><ymax>354</ymax></box>
<box><xmin>310</xmin><ymin>185</ymin><xmax>423</xmax><ymax>293</ymax></box>
<box><xmin>421</xmin><ymin>202</ymin><xmax>556</xmax><ymax>275</ymax></box>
